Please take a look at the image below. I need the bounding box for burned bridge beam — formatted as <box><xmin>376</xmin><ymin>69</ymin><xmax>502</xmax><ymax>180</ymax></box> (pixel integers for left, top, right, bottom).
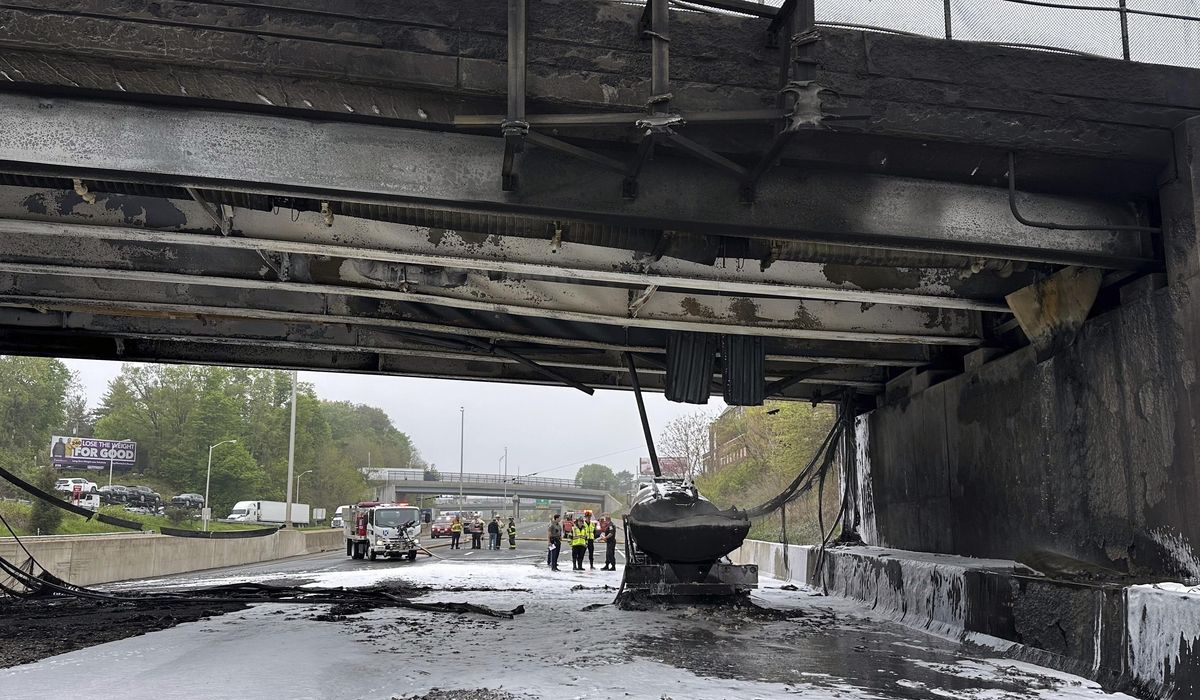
<box><xmin>0</xmin><ymin>95</ymin><xmax>1154</xmax><ymax>269</ymax></box>
<box><xmin>0</xmin><ymin>264</ymin><xmax>987</xmax><ymax>346</ymax></box>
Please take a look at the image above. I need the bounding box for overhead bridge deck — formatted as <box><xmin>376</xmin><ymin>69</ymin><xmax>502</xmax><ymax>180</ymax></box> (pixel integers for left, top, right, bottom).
<box><xmin>0</xmin><ymin>0</ymin><xmax>1189</xmax><ymax>407</ymax></box>
<box><xmin>367</xmin><ymin>471</ymin><xmax>623</xmax><ymax>513</ymax></box>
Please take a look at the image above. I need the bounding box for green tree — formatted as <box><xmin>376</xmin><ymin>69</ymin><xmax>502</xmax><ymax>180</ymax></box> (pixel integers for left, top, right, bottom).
<box><xmin>62</xmin><ymin>388</ymin><xmax>94</xmax><ymax>437</ymax></box>
<box><xmin>89</xmin><ymin>363</ymin><xmax>418</xmax><ymax>525</ymax></box>
<box><xmin>0</xmin><ymin>356</ymin><xmax>74</xmax><ymax>475</ymax></box>
<box><xmin>29</xmin><ymin>467</ymin><xmax>64</xmax><ymax>534</ymax></box>
<box><xmin>575</xmin><ymin>463</ymin><xmax>618</xmax><ymax>492</ymax></box>
<box><xmin>696</xmin><ymin>402</ymin><xmax>837</xmax><ymax>544</ymax></box>
<box><xmin>615</xmin><ymin>469</ymin><xmax>635</xmax><ymax>496</ymax></box>
<box><xmin>205</xmin><ymin>442</ymin><xmax>265</xmax><ymax>516</ymax></box>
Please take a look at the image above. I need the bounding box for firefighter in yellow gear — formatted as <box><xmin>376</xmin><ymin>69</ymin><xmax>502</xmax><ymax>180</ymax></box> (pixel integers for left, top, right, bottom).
<box><xmin>570</xmin><ymin>517</ymin><xmax>589</xmax><ymax>570</ymax></box>
<box><xmin>582</xmin><ymin>511</ymin><xmax>597</xmax><ymax>569</ymax></box>
<box><xmin>506</xmin><ymin>517</ymin><xmax>518</xmax><ymax>549</ymax></box>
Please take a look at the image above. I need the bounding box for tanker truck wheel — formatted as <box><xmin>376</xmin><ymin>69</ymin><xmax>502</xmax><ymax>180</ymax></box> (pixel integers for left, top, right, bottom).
<box><xmin>407</xmin><ymin>550</ymin><xmax>417</xmax><ymax>561</ymax></box>
<box><xmin>350</xmin><ymin>542</ymin><xmax>364</xmax><ymax>560</ymax></box>
<box><xmin>367</xmin><ymin>548</ymin><xmax>378</xmax><ymax>561</ymax></box>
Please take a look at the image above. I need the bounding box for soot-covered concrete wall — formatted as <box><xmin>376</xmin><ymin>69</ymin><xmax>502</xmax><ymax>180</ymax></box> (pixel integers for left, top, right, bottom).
<box><xmin>855</xmin><ymin>117</ymin><xmax>1200</xmax><ymax>578</ymax></box>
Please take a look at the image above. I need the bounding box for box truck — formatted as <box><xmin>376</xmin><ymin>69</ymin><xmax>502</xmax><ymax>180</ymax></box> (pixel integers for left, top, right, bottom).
<box><xmin>225</xmin><ymin>500</ymin><xmax>310</xmax><ymax>526</ymax></box>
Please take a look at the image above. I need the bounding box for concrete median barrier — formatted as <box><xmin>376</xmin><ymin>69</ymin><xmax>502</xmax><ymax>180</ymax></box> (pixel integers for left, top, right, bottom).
<box><xmin>0</xmin><ymin>528</ymin><xmax>344</xmax><ymax>586</ymax></box>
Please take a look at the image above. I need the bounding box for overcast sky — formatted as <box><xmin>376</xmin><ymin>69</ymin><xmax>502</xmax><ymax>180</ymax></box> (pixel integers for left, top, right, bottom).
<box><xmin>63</xmin><ymin>359</ymin><xmax>725</xmax><ymax>480</ymax></box>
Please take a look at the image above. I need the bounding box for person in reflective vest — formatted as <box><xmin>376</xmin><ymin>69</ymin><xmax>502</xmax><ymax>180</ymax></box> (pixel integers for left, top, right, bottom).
<box><xmin>570</xmin><ymin>517</ymin><xmax>588</xmax><ymax>570</ymax></box>
<box><xmin>449</xmin><ymin>516</ymin><xmax>463</xmax><ymax>550</ymax></box>
<box><xmin>583</xmin><ymin>513</ymin><xmax>597</xmax><ymax>569</ymax></box>
<box><xmin>507</xmin><ymin>517</ymin><xmax>517</xmax><ymax>549</ymax></box>
<box><xmin>583</xmin><ymin>511</ymin><xmax>597</xmax><ymax>569</ymax></box>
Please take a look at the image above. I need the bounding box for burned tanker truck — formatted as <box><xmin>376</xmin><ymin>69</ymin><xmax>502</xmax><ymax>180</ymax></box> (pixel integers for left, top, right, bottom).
<box><xmin>621</xmin><ymin>478</ymin><xmax>758</xmax><ymax>600</ymax></box>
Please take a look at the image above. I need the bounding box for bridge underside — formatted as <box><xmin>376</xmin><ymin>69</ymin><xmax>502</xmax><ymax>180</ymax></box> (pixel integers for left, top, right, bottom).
<box><xmin>0</xmin><ymin>0</ymin><xmax>1196</xmax><ymax>578</ymax></box>
<box><xmin>0</xmin><ymin>0</ymin><xmax>1185</xmax><ymax>407</ymax></box>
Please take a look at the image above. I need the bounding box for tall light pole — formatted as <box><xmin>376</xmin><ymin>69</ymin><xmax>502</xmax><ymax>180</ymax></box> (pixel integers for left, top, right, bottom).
<box><xmin>284</xmin><ymin>370</ymin><xmax>298</xmax><ymax>528</ymax></box>
<box><xmin>204</xmin><ymin>439</ymin><xmax>237</xmax><ymax>531</ymax></box>
<box><xmin>295</xmin><ymin>469</ymin><xmax>313</xmax><ymax>506</ymax></box>
<box><xmin>458</xmin><ymin>407</ymin><xmax>465</xmax><ymax>516</ymax></box>
<box><xmin>500</xmin><ymin>447</ymin><xmax>509</xmax><ymax>518</ymax></box>
<box><xmin>108</xmin><ymin>437</ymin><xmax>131</xmax><ymax>488</ymax></box>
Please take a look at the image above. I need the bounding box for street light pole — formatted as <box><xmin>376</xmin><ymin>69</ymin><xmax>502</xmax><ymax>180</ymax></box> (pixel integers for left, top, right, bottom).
<box><xmin>284</xmin><ymin>370</ymin><xmax>298</xmax><ymax>528</ymax></box>
<box><xmin>458</xmin><ymin>407</ymin><xmax>465</xmax><ymax>516</ymax></box>
<box><xmin>500</xmin><ymin>447</ymin><xmax>508</xmax><ymax>518</ymax></box>
<box><xmin>295</xmin><ymin>469</ymin><xmax>313</xmax><ymax>506</ymax></box>
<box><xmin>108</xmin><ymin>438</ymin><xmax>131</xmax><ymax>488</ymax></box>
<box><xmin>204</xmin><ymin>438</ymin><xmax>237</xmax><ymax>531</ymax></box>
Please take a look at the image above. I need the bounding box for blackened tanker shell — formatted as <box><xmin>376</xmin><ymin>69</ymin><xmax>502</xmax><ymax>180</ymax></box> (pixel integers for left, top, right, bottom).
<box><xmin>626</xmin><ymin>482</ymin><xmax>750</xmax><ymax>564</ymax></box>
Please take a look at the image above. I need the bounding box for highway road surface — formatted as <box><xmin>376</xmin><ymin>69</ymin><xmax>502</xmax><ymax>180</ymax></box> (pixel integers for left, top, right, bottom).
<box><xmin>0</xmin><ymin>523</ymin><xmax>1133</xmax><ymax>700</ymax></box>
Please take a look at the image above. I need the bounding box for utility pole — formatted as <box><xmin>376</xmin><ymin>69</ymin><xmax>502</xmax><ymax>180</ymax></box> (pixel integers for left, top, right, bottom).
<box><xmin>458</xmin><ymin>406</ymin><xmax>465</xmax><ymax>517</ymax></box>
<box><xmin>284</xmin><ymin>370</ymin><xmax>298</xmax><ymax>528</ymax></box>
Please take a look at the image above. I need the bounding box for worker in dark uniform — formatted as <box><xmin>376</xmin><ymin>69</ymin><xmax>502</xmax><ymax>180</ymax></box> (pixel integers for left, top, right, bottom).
<box><xmin>597</xmin><ymin>513</ymin><xmax>617</xmax><ymax>570</ymax></box>
<box><xmin>583</xmin><ymin>510</ymin><xmax>596</xmax><ymax>569</ymax></box>
<box><xmin>487</xmin><ymin>517</ymin><xmax>500</xmax><ymax>550</ymax></box>
<box><xmin>570</xmin><ymin>516</ymin><xmax>588</xmax><ymax>570</ymax></box>
<box><xmin>547</xmin><ymin>513</ymin><xmax>562</xmax><ymax>571</ymax></box>
<box><xmin>507</xmin><ymin>517</ymin><xmax>517</xmax><ymax>549</ymax></box>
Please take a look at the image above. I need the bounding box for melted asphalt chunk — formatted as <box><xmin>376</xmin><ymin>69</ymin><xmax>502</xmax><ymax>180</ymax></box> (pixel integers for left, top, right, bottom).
<box><xmin>0</xmin><ymin>596</ymin><xmax>245</xmax><ymax>668</ymax></box>
<box><xmin>394</xmin><ymin>690</ymin><xmax>525</xmax><ymax>700</ymax></box>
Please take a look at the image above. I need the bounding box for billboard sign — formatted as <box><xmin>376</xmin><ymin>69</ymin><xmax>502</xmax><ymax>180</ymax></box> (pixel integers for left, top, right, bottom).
<box><xmin>638</xmin><ymin>457</ymin><xmax>688</xmax><ymax>477</ymax></box>
<box><xmin>50</xmin><ymin>436</ymin><xmax>137</xmax><ymax>470</ymax></box>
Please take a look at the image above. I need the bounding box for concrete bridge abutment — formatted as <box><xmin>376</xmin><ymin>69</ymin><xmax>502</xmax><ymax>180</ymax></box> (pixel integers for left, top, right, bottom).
<box><xmin>855</xmin><ymin>116</ymin><xmax>1200</xmax><ymax>579</ymax></box>
<box><xmin>846</xmin><ymin>117</ymin><xmax>1200</xmax><ymax>698</ymax></box>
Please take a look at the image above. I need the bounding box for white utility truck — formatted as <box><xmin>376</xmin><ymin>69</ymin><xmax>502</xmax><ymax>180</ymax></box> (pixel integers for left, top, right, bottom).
<box><xmin>344</xmin><ymin>501</ymin><xmax>421</xmax><ymax>561</ymax></box>
<box><xmin>224</xmin><ymin>500</ymin><xmax>310</xmax><ymax>526</ymax></box>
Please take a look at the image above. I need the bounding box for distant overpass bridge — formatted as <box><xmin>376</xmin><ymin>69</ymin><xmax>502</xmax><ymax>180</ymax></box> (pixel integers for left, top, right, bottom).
<box><xmin>366</xmin><ymin>470</ymin><xmax>623</xmax><ymax>514</ymax></box>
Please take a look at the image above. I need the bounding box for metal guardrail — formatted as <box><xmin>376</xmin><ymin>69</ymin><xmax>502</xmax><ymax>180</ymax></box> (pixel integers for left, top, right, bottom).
<box><xmin>375</xmin><ymin>470</ymin><xmax>610</xmax><ymax>492</ymax></box>
<box><xmin>690</xmin><ymin>0</ymin><xmax>1200</xmax><ymax>69</ymax></box>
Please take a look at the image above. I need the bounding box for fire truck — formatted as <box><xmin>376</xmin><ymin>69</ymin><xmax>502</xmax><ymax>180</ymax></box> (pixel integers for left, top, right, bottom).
<box><xmin>344</xmin><ymin>501</ymin><xmax>422</xmax><ymax>561</ymax></box>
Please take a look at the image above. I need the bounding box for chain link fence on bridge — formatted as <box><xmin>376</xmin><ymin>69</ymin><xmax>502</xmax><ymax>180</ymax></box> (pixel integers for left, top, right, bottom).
<box><xmin>704</xmin><ymin>0</ymin><xmax>1200</xmax><ymax>68</ymax></box>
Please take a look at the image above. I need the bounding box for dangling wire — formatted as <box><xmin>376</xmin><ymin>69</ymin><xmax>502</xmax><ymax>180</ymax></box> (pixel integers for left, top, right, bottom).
<box><xmin>813</xmin><ymin>391</ymin><xmax>856</xmax><ymax>591</ymax></box>
<box><xmin>743</xmin><ymin>403</ymin><xmax>846</xmax><ymax>519</ymax></box>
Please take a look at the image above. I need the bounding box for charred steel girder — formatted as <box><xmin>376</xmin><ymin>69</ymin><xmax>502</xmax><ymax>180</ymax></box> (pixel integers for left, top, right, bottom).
<box><xmin>489</xmin><ymin>0</ymin><xmax>839</xmax><ymax>201</ymax></box>
<box><xmin>0</xmin><ymin>95</ymin><xmax>1154</xmax><ymax>269</ymax></box>
<box><xmin>0</xmin><ymin>308</ymin><xmax>889</xmax><ymax>398</ymax></box>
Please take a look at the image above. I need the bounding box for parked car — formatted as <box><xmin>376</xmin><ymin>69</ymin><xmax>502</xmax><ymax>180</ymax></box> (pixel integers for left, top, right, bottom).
<box><xmin>127</xmin><ymin>485</ymin><xmax>162</xmax><ymax>508</ymax></box>
<box><xmin>54</xmin><ymin>477</ymin><xmax>98</xmax><ymax>494</ymax></box>
<box><xmin>99</xmin><ymin>484</ymin><xmax>132</xmax><ymax>504</ymax></box>
<box><xmin>170</xmin><ymin>493</ymin><xmax>205</xmax><ymax>508</ymax></box>
<box><xmin>430</xmin><ymin>517</ymin><xmax>453</xmax><ymax>538</ymax></box>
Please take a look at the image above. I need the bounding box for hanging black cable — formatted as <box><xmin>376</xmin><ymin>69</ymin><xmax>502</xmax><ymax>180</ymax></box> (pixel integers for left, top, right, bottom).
<box><xmin>744</xmin><ymin>407</ymin><xmax>844</xmax><ymax>519</ymax></box>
